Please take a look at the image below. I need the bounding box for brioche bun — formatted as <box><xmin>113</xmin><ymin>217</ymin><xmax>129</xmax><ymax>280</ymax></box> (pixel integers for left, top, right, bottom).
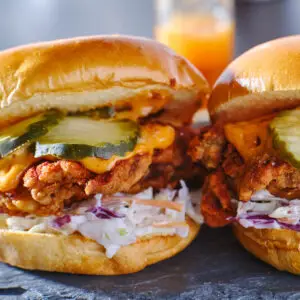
<box><xmin>0</xmin><ymin>217</ymin><xmax>199</xmax><ymax>275</ymax></box>
<box><xmin>209</xmin><ymin>35</ymin><xmax>300</xmax><ymax>123</ymax></box>
<box><xmin>0</xmin><ymin>35</ymin><xmax>209</xmax><ymax>128</ymax></box>
<box><xmin>233</xmin><ymin>223</ymin><xmax>300</xmax><ymax>275</ymax></box>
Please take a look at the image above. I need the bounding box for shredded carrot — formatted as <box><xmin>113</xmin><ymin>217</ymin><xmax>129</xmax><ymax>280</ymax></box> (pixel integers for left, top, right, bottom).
<box><xmin>152</xmin><ymin>221</ymin><xmax>188</xmax><ymax>228</ymax></box>
<box><xmin>106</xmin><ymin>196</ymin><xmax>183</xmax><ymax>212</ymax></box>
<box><xmin>134</xmin><ymin>199</ymin><xmax>183</xmax><ymax>212</ymax></box>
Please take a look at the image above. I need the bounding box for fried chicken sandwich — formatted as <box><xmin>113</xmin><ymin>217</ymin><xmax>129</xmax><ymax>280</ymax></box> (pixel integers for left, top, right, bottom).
<box><xmin>0</xmin><ymin>35</ymin><xmax>209</xmax><ymax>274</ymax></box>
<box><xmin>190</xmin><ymin>35</ymin><xmax>300</xmax><ymax>274</ymax></box>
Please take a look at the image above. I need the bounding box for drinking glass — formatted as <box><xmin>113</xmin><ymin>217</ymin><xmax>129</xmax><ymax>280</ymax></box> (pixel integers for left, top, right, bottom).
<box><xmin>155</xmin><ymin>0</ymin><xmax>235</xmax><ymax>87</ymax></box>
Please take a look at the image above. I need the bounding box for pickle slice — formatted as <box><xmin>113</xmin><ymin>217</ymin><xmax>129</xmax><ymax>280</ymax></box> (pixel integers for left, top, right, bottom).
<box><xmin>70</xmin><ymin>107</ymin><xmax>115</xmax><ymax>119</ymax></box>
<box><xmin>0</xmin><ymin>111</ymin><xmax>62</xmax><ymax>158</ymax></box>
<box><xmin>270</xmin><ymin>110</ymin><xmax>300</xmax><ymax>168</ymax></box>
<box><xmin>34</xmin><ymin>117</ymin><xmax>139</xmax><ymax>160</ymax></box>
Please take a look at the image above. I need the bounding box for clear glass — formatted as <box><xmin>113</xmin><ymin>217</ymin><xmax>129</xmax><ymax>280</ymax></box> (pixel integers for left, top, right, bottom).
<box><xmin>154</xmin><ymin>0</ymin><xmax>235</xmax><ymax>88</ymax></box>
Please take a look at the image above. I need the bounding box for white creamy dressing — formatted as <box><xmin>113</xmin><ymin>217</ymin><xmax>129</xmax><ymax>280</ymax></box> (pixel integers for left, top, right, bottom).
<box><xmin>235</xmin><ymin>189</ymin><xmax>300</xmax><ymax>230</ymax></box>
<box><xmin>4</xmin><ymin>181</ymin><xmax>203</xmax><ymax>258</ymax></box>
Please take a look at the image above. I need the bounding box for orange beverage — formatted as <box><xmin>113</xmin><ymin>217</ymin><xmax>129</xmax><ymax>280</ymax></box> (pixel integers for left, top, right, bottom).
<box><xmin>155</xmin><ymin>13</ymin><xmax>235</xmax><ymax>86</ymax></box>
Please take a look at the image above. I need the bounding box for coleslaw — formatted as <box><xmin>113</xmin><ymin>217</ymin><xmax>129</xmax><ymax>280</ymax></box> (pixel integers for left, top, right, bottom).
<box><xmin>3</xmin><ymin>181</ymin><xmax>203</xmax><ymax>258</ymax></box>
<box><xmin>234</xmin><ymin>189</ymin><xmax>300</xmax><ymax>230</ymax></box>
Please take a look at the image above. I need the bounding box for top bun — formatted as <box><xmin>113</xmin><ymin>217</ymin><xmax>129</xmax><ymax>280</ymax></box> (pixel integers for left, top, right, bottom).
<box><xmin>209</xmin><ymin>35</ymin><xmax>300</xmax><ymax>123</ymax></box>
<box><xmin>0</xmin><ymin>35</ymin><xmax>209</xmax><ymax>128</ymax></box>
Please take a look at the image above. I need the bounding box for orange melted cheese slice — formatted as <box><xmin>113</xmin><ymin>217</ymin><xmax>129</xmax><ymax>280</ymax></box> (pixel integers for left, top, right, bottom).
<box><xmin>115</xmin><ymin>97</ymin><xmax>169</xmax><ymax>120</ymax></box>
<box><xmin>224</xmin><ymin>115</ymin><xmax>274</xmax><ymax>162</ymax></box>
<box><xmin>0</xmin><ymin>147</ymin><xmax>38</xmax><ymax>192</ymax></box>
<box><xmin>81</xmin><ymin>123</ymin><xmax>175</xmax><ymax>174</ymax></box>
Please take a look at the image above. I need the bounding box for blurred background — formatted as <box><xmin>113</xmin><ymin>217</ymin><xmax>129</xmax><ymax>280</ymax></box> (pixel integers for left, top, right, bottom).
<box><xmin>0</xmin><ymin>0</ymin><xmax>299</xmax><ymax>85</ymax></box>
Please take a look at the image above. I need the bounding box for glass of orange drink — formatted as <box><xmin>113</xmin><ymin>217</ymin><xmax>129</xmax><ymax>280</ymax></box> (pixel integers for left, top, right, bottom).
<box><xmin>155</xmin><ymin>0</ymin><xmax>235</xmax><ymax>90</ymax></box>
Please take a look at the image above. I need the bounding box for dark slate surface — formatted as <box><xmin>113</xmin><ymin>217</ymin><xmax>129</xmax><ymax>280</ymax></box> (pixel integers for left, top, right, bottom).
<box><xmin>1</xmin><ymin>226</ymin><xmax>300</xmax><ymax>300</ymax></box>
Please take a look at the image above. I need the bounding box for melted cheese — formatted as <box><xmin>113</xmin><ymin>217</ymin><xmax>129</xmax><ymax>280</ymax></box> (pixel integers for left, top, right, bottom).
<box><xmin>0</xmin><ymin>148</ymin><xmax>38</xmax><ymax>192</ymax></box>
<box><xmin>224</xmin><ymin>115</ymin><xmax>274</xmax><ymax>162</ymax></box>
<box><xmin>81</xmin><ymin>124</ymin><xmax>175</xmax><ymax>174</ymax></box>
<box><xmin>114</xmin><ymin>91</ymin><xmax>170</xmax><ymax>121</ymax></box>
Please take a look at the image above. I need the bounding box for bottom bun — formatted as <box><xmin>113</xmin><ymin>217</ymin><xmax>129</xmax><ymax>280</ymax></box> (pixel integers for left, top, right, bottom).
<box><xmin>0</xmin><ymin>217</ymin><xmax>199</xmax><ymax>275</ymax></box>
<box><xmin>233</xmin><ymin>223</ymin><xmax>300</xmax><ymax>275</ymax></box>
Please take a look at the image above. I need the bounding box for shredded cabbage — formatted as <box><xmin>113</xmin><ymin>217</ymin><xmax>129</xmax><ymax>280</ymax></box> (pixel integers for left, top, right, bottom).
<box><xmin>235</xmin><ymin>190</ymin><xmax>300</xmax><ymax>230</ymax></box>
<box><xmin>3</xmin><ymin>181</ymin><xmax>202</xmax><ymax>258</ymax></box>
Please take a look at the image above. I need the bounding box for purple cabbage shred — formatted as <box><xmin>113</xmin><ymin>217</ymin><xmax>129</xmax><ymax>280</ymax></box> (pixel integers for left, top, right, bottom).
<box><xmin>53</xmin><ymin>215</ymin><xmax>71</xmax><ymax>228</ymax></box>
<box><xmin>246</xmin><ymin>214</ymin><xmax>274</xmax><ymax>220</ymax></box>
<box><xmin>279</xmin><ymin>222</ymin><xmax>300</xmax><ymax>231</ymax></box>
<box><xmin>87</xmin><ymin>206</ymin><xmax>125</xmax><ymax>219</ymax></box>
<box><xmin>231</xmin><ymin>213</ymin><xmax>300</xmax><ymax>231</ymax></box>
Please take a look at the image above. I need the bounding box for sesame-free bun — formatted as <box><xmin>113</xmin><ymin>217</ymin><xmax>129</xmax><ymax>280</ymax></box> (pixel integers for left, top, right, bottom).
<box><xmin>209</xmin><ymin>35</ymin><xmax>300</xmax><ymax>123</ymax></box>
<box><xmin>0</xmin><ymin>35</ymin><xmax>209</xmax><ymax>128</ymax></box>
<box><xmin>0</xmin><ymin>217</ymin><xmax>199</xmax><ymax>275</ymax></box>
<box><xmin>233</xmin><ymin>223</ymin><xmax>300</xmax><ymax>275</ymax></box>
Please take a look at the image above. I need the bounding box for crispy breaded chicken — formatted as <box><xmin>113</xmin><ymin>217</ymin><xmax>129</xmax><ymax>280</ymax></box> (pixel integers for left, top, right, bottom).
<box><xmin>188</xmin><ymin>125</ymin><xmax>226</xmax><ymax>169</ymax></box>
<box><xmin>0</xmin><ymin>154</ymin><xmax>151</xmax><ymax>216</ymax></box>
<box><xmin>192</xmin><ymin>123</ymin><xmax>300</xmax><ymax>227</ymax></box>
<box><xmin>20</xmin><ymin>154</ymin><xmax>151</xmax><ymax>215</ymax></box>
<box><xmin>201</xmin><ymin>169</ymin><xmax>235</xmax><ymax>227</ymax></box>
<box><xmin>84</xmin><ymin>154</ymin><xmax>151</xmax><ymax>195</ymax></box>
<box><xmin>23</xmin><ymin>160</ymin><xmax>92</xmax><ymax>206</ymax></box>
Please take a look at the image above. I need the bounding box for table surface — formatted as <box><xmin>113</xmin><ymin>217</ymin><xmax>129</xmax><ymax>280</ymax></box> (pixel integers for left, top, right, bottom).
<box><xmin>1</xmin><ymin>1</ymin><xmax>300</xmax><ymax>299</ymax></box>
